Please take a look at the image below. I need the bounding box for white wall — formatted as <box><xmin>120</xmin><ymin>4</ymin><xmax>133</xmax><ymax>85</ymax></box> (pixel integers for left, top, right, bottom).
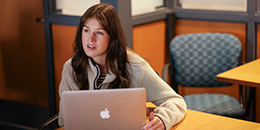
<box><xmin>131</xmin><ymin>0</ymin><xmax>164</xmax><ymax>16</ymax></box>
<box><xmin>56</xmin><ymin>0</ymin><xmax>100</xmax><ymax>16</ymax></box>
<box><xmin>179</xmin><ymin>0</ymin><xmax>247</xmax><ymax>12</ymax></box>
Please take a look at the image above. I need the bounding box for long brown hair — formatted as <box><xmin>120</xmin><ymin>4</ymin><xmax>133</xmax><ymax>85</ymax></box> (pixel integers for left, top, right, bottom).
<box><xmin>72</xmin><ymin>3</ymin><xmax>130</xmax><ymax>90</ymax></box>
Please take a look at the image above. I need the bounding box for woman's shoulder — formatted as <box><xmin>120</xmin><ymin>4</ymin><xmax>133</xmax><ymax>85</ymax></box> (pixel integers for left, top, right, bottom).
<box><xmin>126</xmin><ymin>49</ymin><xmax>151</xmax><ymax>71</ymax></box>
<box><xmin>62</xmin><ymin>58</ymin><xmax>73</xmax><ymax>72</ymax></box>
<box><xmin>127</xmin><ymin>49</ymin><xmax>146</xmax><ymax>63</ymax></box>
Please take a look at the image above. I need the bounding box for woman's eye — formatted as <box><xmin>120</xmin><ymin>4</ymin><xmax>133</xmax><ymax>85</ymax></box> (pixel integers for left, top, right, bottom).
<box><xmin>84</xmin><ymin>30</ymin><xmax>89</xmax><ymax>33</ymax></box>
<box><xmin>97</xmin><ymin>32</ymin><xmax>103</xmax><ymax>35</ymax></box>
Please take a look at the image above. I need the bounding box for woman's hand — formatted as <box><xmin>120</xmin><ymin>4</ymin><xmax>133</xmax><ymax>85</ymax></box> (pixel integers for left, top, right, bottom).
<box><xmin>142</xmin><ymin>112</ymin><xmax>165</xmax><ymax>130</ymax></box>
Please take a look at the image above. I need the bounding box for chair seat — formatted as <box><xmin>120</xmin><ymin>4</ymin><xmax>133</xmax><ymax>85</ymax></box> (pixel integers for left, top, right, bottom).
<box><xmin>184</xmin><ymin>93</ymin><xmax>245</xmax><ymax>118</ymax></box>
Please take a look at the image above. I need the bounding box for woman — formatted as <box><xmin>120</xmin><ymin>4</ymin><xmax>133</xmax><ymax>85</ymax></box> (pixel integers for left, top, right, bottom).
<box><xmin>58</xmin><ymin>3</ymin><xmax>186</xmax><ymax>130</ymax></box>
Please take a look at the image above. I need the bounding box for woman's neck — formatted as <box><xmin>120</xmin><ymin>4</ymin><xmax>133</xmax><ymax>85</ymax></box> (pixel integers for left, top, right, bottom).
<box><xmin>92</xmin><ymin>58</ymin><xmax>107</xmax><ymax>74</ymax></box>
<box><xmin>99</xmin><ymin>63</ymin><xmax>107</xmax><ymax>74</ymax></box>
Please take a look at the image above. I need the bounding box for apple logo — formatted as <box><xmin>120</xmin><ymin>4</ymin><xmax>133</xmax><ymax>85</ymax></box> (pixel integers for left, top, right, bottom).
<box><xmin>100</xmin><ymin>108</ymin><xmax>110</xmax><ymax>119</ymax></box>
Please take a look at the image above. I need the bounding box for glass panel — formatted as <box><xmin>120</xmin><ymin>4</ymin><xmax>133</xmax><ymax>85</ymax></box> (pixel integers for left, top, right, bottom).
<box><xmin>176</xmin><ymin>0</ymin><xmax>247</xmax><ymax>12</ymax></box>
<box><xmin>131</xmin><ymin>0</ymin><xmax>164</xmax><ymax>16</ymax></box>
<box><xmin>258</xmin><ymin>0</ymin><xmax>260</xmax><ymax>13</ymax></box>
<box><xmin>55</xmin><ymin>0</ymin><xmax>100</xmax><ymax>16</ymax></box>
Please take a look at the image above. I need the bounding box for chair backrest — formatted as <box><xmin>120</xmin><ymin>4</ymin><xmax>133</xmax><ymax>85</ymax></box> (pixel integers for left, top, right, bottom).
<box><xmin>170</xmin><ymin>33</ymin><xmax>242</xmax><ymax>87</ymax></box>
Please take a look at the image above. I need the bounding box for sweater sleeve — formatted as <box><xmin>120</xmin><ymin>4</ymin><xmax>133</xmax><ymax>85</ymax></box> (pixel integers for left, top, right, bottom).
<box><xmin>129</xmin><ymin>55</ymin><xmax>187</xmax><ymax>130</ymax></box>
<box><xmin>58</xmin><ymin>59</ymin><xmax>79</xmax><ymax>126</ymax></box>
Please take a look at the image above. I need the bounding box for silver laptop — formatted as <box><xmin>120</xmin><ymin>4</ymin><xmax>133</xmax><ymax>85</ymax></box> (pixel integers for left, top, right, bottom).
<box><xmin>61</xmin><ymin>88</ymin><xmax>147</xmax><ymax>130</ymax></box>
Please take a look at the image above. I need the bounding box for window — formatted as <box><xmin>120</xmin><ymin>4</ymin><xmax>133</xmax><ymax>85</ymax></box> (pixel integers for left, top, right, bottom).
<box><xmin>175</xmin><ymin>0</ymin><xmax>247</xmax><ymax>12</ymax></box>
<box><xmin>54</xmin><ymin>0</ymin><xmax>100</xmax><ymax>16</ymax></box>
<box><xmin>131</xmin><ymin>0</ymin><xmax>165</xmax><ymax>16</ymax></box>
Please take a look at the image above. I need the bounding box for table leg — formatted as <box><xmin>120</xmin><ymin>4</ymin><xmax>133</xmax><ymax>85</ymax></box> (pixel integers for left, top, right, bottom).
<box><xmin>245</xmin><ymin>86</ymin><xmax>256</xmax><ymax>122</ymax></box>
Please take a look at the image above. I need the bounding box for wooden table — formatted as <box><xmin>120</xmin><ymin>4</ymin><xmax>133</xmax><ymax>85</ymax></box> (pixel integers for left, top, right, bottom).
<box><xmin>216</xmin><ymin>59</ymin><xmax>260</xmax><ymax>121</ymax></box>
<box><xmin>171</xmin><ymin>110</ymin><xmax>260</xmax><ymax>130</ymax></box>
<box><xmin>216</xmin><ymin>59</ymin><xmax>260</xmax><ymax>87</ymax></box>
<box><xmin>56</xmin><ymin>109</ymin><xmax>260</xmax><ymax>130</ymax></box>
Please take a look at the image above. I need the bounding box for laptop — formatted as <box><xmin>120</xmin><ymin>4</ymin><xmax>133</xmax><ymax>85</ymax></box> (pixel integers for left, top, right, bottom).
<box><xmin>61</xmin><ymin>88</ymin><xmax>147</xmax><ymax>130</ymax></box>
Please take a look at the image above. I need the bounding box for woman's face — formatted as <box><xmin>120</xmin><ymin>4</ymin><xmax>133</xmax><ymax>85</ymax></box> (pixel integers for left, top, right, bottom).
<box><xmin>82</xmin><ymin>18</ymin><xmax>110</xmax><ymax>63</ymax></box>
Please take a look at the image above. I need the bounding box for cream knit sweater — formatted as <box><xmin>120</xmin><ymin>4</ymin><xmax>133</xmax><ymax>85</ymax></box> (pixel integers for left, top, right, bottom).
<box><xmin>58</xmin><ymin>50</ymin><xmax>187</xmax><ymax>130</ymax></box>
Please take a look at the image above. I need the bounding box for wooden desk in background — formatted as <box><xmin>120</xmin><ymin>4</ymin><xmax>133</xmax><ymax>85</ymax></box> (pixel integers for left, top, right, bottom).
<box><xmin>217</xmin><ymin>59</ymin><xmax>260</xmax><ymax>87</ymax></box>
<box><xmin>217</xmin><ymin>58</ymin><xmax>260</xmax><ymax>121</ymax></box>
<box><xmin>56</xmin><ymin>102</ymin><xmax>260</xmax><ymax>130</ymax></box>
